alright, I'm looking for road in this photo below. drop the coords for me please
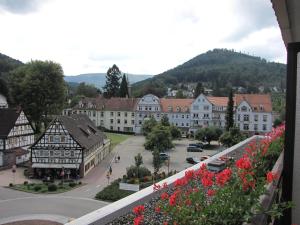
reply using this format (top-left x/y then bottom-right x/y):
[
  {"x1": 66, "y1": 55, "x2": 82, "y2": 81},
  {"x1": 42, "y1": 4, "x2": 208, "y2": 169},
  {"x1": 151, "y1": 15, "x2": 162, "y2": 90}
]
[{"x1": 0, "y1": 136, "x2": 222, "y2": 224}]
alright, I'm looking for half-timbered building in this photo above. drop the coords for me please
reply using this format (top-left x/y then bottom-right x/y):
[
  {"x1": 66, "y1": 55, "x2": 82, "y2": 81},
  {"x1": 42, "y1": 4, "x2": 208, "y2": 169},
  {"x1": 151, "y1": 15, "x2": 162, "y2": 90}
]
[
  {"x1": 31, "y1": 114, "x2": 110, "y2": 178},
  {"x1": 0, "y1": 108, "x2": 35, "y2": 168}
]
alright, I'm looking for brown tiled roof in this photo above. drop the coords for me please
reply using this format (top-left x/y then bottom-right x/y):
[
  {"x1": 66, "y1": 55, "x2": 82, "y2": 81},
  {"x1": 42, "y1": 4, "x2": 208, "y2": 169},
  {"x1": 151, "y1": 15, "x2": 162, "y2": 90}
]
[
  {"x1": 73, "y1": 96, "x2": 138, "y2": 112},
  {"x1": 73, "y1": 95, "x2": 106, "y2": 110},
  {"x1": 0, "y1": 108, "x2": 21, "y2": 138},
  {"x1": 235, "y1": 94, "x2": 272, "y2": 112},
  {"x1": 104, "y1": 98, "x2": 139, "y2": 111},
  {"x1": 160, "y1": 98, "x2": 193, "y2": 113},
  {"x1": 207, "y1": 97, "x2": 228, "y2": 106}
]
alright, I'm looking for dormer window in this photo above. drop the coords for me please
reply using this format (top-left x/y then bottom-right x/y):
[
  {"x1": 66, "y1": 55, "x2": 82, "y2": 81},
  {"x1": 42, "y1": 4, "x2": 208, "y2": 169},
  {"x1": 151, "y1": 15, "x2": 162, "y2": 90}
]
[
  {"x1": 241, "y1": 106, "x2": 247, "y2": 112},
  {"x1": 168, "y1": 106, "x2": 172, "y2": 112},
  {"x1": 260, "y1": 105, "x2": 264, "y2": 111},
  {"x1": 176, "y1": 106, "x2": 180, "y2": 112}
]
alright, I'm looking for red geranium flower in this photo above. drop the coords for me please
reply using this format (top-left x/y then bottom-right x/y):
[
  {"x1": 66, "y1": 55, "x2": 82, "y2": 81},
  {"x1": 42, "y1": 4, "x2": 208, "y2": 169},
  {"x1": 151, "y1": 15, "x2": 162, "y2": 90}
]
[{"x1": 266, "y1": 171, "x2": 278, "y2": 183}]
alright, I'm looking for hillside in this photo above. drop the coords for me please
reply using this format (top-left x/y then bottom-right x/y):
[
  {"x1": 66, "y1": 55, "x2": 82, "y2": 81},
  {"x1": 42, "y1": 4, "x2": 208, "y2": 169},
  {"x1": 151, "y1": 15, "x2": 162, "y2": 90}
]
[
  {"x1": 132, "y1": 49, "x2": 286, "y2": 97},
  {"x1": 0, "y1": 53, "x2": 23, "y2": 77},
  {"x1": 64, "y1": 73, "x2": 153, "y2": 89}
]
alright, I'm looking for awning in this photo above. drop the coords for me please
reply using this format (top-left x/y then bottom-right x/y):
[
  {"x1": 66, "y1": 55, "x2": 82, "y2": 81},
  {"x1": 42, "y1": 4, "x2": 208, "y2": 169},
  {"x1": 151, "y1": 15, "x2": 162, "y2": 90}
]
[{"x1": 32, "y1": 163, "x2": 78, "y2": 169}]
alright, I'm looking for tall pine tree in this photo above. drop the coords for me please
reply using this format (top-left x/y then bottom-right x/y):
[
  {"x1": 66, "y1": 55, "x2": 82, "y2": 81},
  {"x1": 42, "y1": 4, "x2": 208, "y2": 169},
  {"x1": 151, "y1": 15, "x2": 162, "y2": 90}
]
[
  {"x1": 194, "y1": 82, "x2": 204, "y2": 98},
  {"x1": 225, "y1": 89, "x2": 234, "y2": 131},
  {"x1": 119, "y1": 74, "x2": 129, "y2": 97},
  {"x1": 103, "y1": 64, "x2": 121, "y2": 98}
]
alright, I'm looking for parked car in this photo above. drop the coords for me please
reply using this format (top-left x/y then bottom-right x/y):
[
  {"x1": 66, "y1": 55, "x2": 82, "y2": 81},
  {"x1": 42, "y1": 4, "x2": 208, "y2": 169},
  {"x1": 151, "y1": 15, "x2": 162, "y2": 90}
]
[
  {"x1": 200, "y1": 156, "x2": 210, "y2": 161},
  {"x1": 187, "y1": 146, "x2": 203, "y2": 152},
  {"x1": 189, "y1": 143, "x2": 204, "y2": 148},
  {"x1": 186, "y1": 157, "x2": 201, "y2": 164},
  {"x1": 159, "y1": 153, "x2": 170, "y2": 160},
  {"x1": 207, "y1": 160, "x2": 226, "y2": 173}
]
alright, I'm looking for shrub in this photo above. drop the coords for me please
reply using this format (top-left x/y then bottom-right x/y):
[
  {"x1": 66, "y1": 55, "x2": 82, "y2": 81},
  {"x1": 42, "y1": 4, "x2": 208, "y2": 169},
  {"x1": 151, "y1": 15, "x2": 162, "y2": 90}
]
[
  {"x1": 34, "y1": 185, "x2": 42, "y2": 191},
  {"x1": 95, "y1": 180, "x2": 134, "y2": 201},
  {"x1": 41, "y1": 189, "x2": 47, "y2": 193},
  {"x1": 9, "y1": 183, "x2": 13, "y2": 187},
  {"x1": 48, "y1": 184, "x2": 57, "y2": 192},
  {"x1": 23, "y1": 181, "x2": 28, "y2": 185},
  {"x1": 126, "y1": 166, "x2": 152, "y2": 179},
  {"x1": 69, "y1": 182, "x2": 76, "y2": 188}
]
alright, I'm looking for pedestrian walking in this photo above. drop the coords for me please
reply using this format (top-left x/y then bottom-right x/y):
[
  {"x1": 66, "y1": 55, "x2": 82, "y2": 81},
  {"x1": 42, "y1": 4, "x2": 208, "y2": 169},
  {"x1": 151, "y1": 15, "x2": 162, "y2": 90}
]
[
  {"x1": 118, "y1": 155, "x2": 120, "y2": 162},
  {"x1": 109, "y1": 165, "x2": 112, "y2": 175}
]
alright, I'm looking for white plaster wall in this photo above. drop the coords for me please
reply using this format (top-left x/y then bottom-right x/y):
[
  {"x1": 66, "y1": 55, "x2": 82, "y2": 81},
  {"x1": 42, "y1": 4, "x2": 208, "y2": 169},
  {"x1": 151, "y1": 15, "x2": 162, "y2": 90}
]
[{"x1": 292, "y1": 52, "x2": 300, "y2": 223}]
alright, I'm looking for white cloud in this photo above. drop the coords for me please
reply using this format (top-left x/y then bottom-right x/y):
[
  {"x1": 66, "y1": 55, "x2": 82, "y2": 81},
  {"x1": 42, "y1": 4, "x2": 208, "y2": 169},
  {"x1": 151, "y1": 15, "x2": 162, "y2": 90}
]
[{"x1": 0, "y1": 0, "x2": 286, "y2": 75}]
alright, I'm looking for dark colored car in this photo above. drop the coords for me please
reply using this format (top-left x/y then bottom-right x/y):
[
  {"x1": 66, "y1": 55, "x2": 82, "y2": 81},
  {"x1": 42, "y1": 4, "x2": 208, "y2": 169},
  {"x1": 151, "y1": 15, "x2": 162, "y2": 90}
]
[
  {"x1": 159, "y1": 153, "x2": 170, "y2": 160},
  {"x1": 186, "y1": 157, "x2": 200, "y2": 164},
  {"x1": 187, "y1": 146, "x2": 203, "y2": 152},
  {"x1": 189, "y1": 143, "x2": 204, "y2": 148},
  {"x1": 207, "y1": 160, "x2": 226, "y2": 173}
]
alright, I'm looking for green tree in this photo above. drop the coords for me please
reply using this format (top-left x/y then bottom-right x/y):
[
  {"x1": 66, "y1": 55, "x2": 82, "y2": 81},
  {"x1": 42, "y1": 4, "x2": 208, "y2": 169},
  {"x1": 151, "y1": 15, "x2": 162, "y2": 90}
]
[
  {"x1": 195, "y1": 127, "x2": 223, "y2": 145},
  {"x1": 9, "y1": 60, "x2": 66, "y2": 132},
  {"x1": 225, "y1": 89, "x2": 234, "y2": 131},
  {"x1": 160, "y1": 114, "x2": 170, "y2": 127},
  {"x1": 103, "y1": 64, "x2": 121, "y2": 98},
  {"x1": 152, "y1": 148, "x2": 161, "y2": 173},
  {"x1": 134, "y1": 153, "x2": 143, "y2": 168},
  {"x1": 175, "y1": 90, "x2": 185, "y2": 98},
  {"x1": 144, "y1": 124, "x2": 174, "y2": 152},
  {"x1": 142, "y1": 117, "x2": 157, "y2": 135},
  {"x1": 219, "y1": 127, "x2": 245, "y2": 147},
  {"x1": 273, "y1": 118, "x2": 282, "y2": 128},
  {"x1": 119, "y1": 74, "x2": 129, "y2": 97},
  {"x1": 76, "y1": 82, "x2": 100, "y2": 97},
  {"x1": 170, "y1": 125, "x2": 181, "y2": 139},
  {"x1": 194, "y1": 82, "x2": 204, "y2": 98}
]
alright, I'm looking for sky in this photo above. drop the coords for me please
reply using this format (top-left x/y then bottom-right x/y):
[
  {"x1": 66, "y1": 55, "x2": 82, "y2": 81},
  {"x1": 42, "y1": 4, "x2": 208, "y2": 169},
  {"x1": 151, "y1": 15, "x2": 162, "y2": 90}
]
[{"x1": 0, "y1": 0, "x2": 286, "y2": 76}]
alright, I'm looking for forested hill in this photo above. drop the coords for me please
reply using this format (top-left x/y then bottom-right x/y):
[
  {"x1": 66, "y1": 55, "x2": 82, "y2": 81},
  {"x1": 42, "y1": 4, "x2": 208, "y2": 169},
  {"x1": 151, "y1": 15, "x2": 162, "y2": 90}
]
[
  {"x1": 0, "y1": 53, "x2": 23, "y2": 97},
  {"x1": 0, "y1": 52, "x2": 23, "y2": 77},
  {"x1": 132, "y1": 49, "x2": 286, "y2": 97}
]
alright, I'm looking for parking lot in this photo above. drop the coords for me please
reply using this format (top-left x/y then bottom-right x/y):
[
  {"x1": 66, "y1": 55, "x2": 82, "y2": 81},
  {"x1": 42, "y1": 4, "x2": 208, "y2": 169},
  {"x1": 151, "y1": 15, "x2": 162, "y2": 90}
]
[{"x1": 118, "y1": 136, "x2": 224, "y2": 174}]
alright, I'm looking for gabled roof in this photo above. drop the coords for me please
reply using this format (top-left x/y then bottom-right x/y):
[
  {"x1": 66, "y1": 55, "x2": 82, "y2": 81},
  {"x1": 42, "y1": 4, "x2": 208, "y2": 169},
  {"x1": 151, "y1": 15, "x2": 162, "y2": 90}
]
[
  {"x1": 58, "y1": 114, "x2": 107, "y2": 150},
  {"x1": 0, "y1": 108, "x2": 21, "y2": 138},
  {"x1": 160, "y1": 98, "x2": 193, "y2": 113},
  {"x1": 235, "y1": 94, "x2": 272, "y2": 112},
  {"x1": 104, "y1": 98, "x2": 139, "y2": 111},
  {"x1": 207, "y1": 97, "x2": 228, "y2": 107},
  {"x1": 73, "y1": 95, "x2": 106, "y2": 110}
]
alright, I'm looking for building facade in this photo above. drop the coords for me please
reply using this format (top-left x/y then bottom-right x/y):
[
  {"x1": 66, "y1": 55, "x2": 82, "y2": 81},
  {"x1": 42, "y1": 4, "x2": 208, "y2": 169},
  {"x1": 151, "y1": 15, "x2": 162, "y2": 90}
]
[
  {"x1": 66, "y1": 93, "x2": 273, "y2": 135},
  {"x1": 0, "y1": 108, "x2": 35, "y2": 168},
  {"x1": 160, "y1": 98, "x2": 193, "y2": 136},
  {"x1": 235, "y1": 94, "x2": 273, "y2": 133},
  {"x1": 31, "y1": 115, "x2": 110, "y2": 178},
  {"x1": 134, "y1": 94, "x2": 161, "y2": 133}
]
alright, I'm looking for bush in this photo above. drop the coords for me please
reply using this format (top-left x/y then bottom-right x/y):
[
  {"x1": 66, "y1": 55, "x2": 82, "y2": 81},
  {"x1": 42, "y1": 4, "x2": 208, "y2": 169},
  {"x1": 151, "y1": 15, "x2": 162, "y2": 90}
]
[
  {"x1": 95, "y1": 180, "x2": 134, "y2": 202},
  {"x1": 9, "y1": 183, "x2": 13, "y2": 187},
  {"x1": 34, "y1": 185, "x2": 42, "y2": 191},
  {"x1": 69, "y1": 182, "x2": 76, "y2": 188},
  {"x1": 126, "y1": 166, "x2": 151, "y2": 179},
  {"x1": 48, "y1": 184, "x2": 57, "y2": 192},
  {"x1": 23, "y1": 181, "x2": 28, "y2": 185}
]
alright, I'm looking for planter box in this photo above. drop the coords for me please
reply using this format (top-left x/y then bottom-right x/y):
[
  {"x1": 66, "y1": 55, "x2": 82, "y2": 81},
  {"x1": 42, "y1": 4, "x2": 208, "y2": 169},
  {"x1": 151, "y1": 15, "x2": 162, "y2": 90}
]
[{"x1": 119, "y1": 182, "x2": 140, "y2": 192}]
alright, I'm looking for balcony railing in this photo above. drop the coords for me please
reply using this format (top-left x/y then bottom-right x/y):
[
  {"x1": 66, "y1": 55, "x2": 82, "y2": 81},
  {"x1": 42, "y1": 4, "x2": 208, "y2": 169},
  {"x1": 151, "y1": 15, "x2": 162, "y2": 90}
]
[{"x1": 66, "y1": 136, "x2": 265, "y2": 225}]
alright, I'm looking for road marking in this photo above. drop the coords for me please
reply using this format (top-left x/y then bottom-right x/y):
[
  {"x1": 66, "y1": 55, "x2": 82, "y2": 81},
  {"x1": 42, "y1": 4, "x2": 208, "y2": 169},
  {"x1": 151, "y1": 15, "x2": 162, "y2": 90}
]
[
  {"x1": 84, "y1": 189, "x2": 90, "y2": 192},
  {"x1": 96, "y1": 184, "x2": 101, "y2": 188}
]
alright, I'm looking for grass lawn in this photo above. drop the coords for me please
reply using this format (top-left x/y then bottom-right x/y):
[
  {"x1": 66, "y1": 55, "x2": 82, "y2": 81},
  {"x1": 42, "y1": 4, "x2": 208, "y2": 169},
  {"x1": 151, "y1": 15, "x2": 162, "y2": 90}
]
[
  {"x1": 10, "y1": 181, "x2": 82, "y2": 194},
  {"x1": 105, "y1": 132, "x2": 131, "y2": 149}
]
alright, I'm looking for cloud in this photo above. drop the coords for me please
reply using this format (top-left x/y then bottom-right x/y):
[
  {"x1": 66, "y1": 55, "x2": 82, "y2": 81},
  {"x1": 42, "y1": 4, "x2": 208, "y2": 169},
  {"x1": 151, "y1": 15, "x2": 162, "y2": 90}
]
[
  {"x1": 224, "y1": 0, "x2": 277, "y2": 42},
  {"x1": 0, "y1": 0, "x2": 46, "y2": 14}
]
